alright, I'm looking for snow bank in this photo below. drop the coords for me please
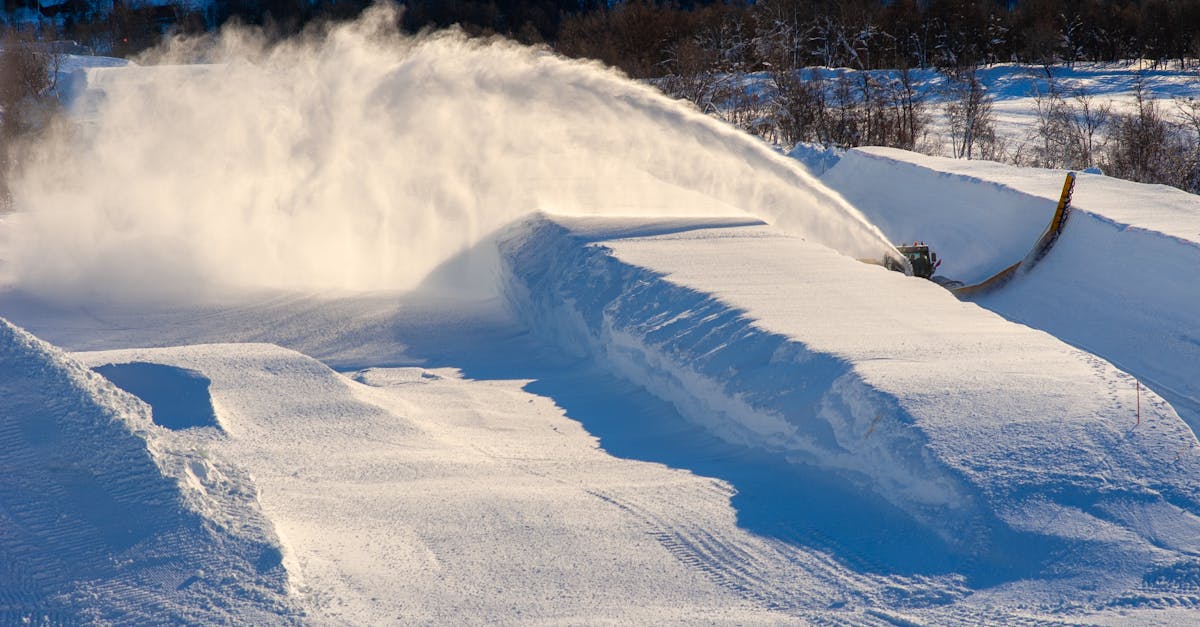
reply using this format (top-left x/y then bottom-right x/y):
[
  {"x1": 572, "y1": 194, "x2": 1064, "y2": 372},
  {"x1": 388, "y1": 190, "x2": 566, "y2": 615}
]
[
  {"x1": 786, "y1": 142, "x2": 845, "y2": 176},
  {"x1": 500, "y1": 217, "x2": 979, "y2": 539},
  {"x1": 499, "y1": 214, "x2": 1200, "y2": 604},
  {"x1": 823, "y1": 147, "x2": 1200, "y2": 431},
  {"x1": 0, "y1": 317, "x2": 295, "y2": 623},
  {"x1": 53, "y1": 55, "x2": 133, "y2": 112},
  {"x1": 823, "y1": 148, "x2": 1067, "y2": 285}
]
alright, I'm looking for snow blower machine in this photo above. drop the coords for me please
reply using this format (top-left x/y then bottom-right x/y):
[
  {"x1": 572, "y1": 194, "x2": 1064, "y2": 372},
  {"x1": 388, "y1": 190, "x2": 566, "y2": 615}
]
[{"x1": 884, "y1": 242, "x2": 940, "y2": 279}]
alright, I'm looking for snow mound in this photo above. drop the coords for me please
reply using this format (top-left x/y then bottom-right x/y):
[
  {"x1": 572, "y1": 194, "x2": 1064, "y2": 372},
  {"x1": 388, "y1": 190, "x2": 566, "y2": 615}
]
[
  {"x1": 0, "y1": 318, "x2": 296, "y2": 623},
  {"x1": 823, "y1": 147, "x2": 1200, "y2": 432},
  {"x1": 71, "y1": 343, "x2": 816, "y2": 623},
  {"x1": 72, "y1": 342, "x2": 432, "y2": 621},
  {"x1": 53, "y1": 55, "x2": 134, "y2": 113},
  {"x1": 499, "y1": 214, "x2": 1200, "y2": 606},
  {"x1": 786, "y1": 142, "x2": 845, "y2": 177}
]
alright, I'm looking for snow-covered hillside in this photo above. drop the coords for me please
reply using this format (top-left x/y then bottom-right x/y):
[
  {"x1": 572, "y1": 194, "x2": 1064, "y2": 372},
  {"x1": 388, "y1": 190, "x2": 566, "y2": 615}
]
[{"x1": 3, "y1": 24, "x2": 1200, "y2": 622}]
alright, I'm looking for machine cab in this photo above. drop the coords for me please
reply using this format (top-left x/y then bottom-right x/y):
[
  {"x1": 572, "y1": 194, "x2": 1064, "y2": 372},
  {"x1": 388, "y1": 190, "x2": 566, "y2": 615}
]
[{"x1": 895, "y1": 242, "x2": 939, "y2": 279}]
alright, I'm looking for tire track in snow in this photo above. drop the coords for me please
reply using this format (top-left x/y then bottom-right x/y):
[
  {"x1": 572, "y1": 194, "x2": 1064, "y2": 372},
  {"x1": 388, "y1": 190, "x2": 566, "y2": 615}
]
[
  {"x1": 582, "y1": 483, "x2": 1054, "y2": 626},
  {"x1": 462, "y1": 432, "x2": 850, "y2": 620},
  {"x1": 580, "y1": 483, "x2": 879, "y2": 622}
]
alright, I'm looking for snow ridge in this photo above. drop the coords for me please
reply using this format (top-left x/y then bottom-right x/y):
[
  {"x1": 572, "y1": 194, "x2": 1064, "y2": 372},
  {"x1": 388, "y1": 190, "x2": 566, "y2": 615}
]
[
  {"x1": 0, "y1": 318, "x2": 297, "y2": 623},
  {"x1": 499, "y1": 216, "x2": 985, "y2": 547},
  {"x1": 823, "y1": 148, "x2": 1058, "y2": 285},
  {"x1": 823, "y1": 147, "x2": 1200, "y2": 432},
  {"x1": 499, "y1": 214, "x2": 1200, "y2": 610}
]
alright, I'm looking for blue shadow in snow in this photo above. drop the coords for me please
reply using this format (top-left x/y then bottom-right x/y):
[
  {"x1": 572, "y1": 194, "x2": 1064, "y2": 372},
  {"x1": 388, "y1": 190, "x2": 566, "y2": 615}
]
[
  {"x1": 396, "y1": 220, "x2": 1060, "y2": 588},
  {"x1": 388, "y1": 307, "x2": 992, "y2": 585},
  {"x1": 93, "y1": 362, "x2": 219, "y2": 431},
  {"x1": 526, "y1": 365, "x2": 968, "y2": 576}
]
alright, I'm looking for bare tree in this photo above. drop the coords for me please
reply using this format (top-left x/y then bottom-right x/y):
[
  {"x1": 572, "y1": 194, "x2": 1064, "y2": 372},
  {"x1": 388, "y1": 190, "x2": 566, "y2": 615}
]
[
  {"x1": 751, "y1": 1, "x2": 805, "y2": 74},
  {"x1": 660, "y1": 13, "x2": 761, "y2": 135},
  {"x1": 1104, "y1": 77, "x2": 1166, "y2": 182},
  {"x1": 895, "y1": 66, "x2": 929, "y2": 151},
  {"x1": 1027, "y1": 78, "x2": 1087, "y2": 168},
  {"x1": 769, "y1": 68, "x2": 828, "y2": 147},
  {"x1": 828, "y1": 72, "x2": 859, "y2": 147},
  {"x1": 945, "y1": 67, "x2": 996, "y2": 159},
  {"x1": 1175, "y1": 96, "x2": 1200, "y2": 146},
  {"x1": 1072, "y1": 88, "x2": 1110, "y2": 168},
  {"x1": 0, "y1": 31, "x2": 54, "y2": 129},
  {"x1": 1102, "y1": 76, "x2": 1193, "y2": 189},
  {"x1": 1173, "y1": 96, "x2": 1200, "y2": 191}
]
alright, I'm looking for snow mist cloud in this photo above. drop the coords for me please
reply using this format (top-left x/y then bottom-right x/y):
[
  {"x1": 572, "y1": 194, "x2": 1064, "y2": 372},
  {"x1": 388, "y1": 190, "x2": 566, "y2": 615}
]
[{"x1": 8, "y1": 4, "x2": 894, "y2": 301}]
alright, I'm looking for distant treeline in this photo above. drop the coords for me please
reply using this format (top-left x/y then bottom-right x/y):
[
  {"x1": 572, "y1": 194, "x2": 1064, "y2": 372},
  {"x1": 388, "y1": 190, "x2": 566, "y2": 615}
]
[
  {"x1": 553, "y1": 0, "x2": 1200, "y2": 77},
  {"x1": 332, "y1": 0, "x2": 1200, "y2": 74},
  {"x1": 6, "y1": 0, "x2": 1200, "y2": 70}
]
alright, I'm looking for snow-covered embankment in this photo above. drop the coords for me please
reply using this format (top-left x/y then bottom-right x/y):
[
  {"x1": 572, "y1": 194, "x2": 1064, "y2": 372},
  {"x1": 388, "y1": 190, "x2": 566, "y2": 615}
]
[
  {"x1": 0, "y1": 319, "x2": 295, "y2": 622},
  {"x1": 822, "y1": 147, "x2": 1200, "y2": 432},
  {"x1": 498, "y1": 213, "x2": 1200, "y2": 602}
]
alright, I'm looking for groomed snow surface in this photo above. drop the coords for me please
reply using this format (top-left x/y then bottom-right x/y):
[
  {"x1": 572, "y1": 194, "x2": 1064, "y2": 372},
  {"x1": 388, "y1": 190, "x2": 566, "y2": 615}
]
[
  {"x1": 822, "y1": 147, "x2": 1200, "y2": 434},
  {"x1": 498, "y1": 211, "x2": 1200, "y2": 622},
  {"x1": 6, "y1": 158, "x2": 1200, "y2": 622},
  {"x1": 4, "y1": 53, "x2": 1200, "y2": 623}
]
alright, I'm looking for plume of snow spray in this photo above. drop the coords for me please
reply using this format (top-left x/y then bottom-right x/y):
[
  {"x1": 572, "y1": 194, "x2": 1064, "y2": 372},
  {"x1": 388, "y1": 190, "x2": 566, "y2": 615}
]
[{"x1": 6, "y1": 4, "x2": 894, "y2": 301}]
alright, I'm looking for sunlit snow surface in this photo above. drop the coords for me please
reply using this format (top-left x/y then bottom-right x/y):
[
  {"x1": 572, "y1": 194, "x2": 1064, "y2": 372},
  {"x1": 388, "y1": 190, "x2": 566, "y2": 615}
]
[
  {"x1": 3, "y1": 22, "x2": 1200, "y2": 623},
  {"x1": 499, "y1": 213, "x2": 1200, "y2": 618},
  {"x1": 823, "y1": 147, "x2": 1200, "y2": 433}
]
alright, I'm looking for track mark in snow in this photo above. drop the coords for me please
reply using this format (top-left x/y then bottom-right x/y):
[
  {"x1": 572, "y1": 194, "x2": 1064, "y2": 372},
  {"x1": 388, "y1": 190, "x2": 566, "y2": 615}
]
[{"x1": 582, "y1": 484, "x2": 876, "y2": 618}]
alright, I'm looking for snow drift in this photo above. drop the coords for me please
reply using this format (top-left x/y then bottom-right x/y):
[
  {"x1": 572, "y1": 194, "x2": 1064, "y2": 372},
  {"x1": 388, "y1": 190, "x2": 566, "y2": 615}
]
[
  {"x1": 823, "y1": 147, "x2": 1200, "y2": 432},
  {"x1": 0, "y1": 317, "x2": 295, "y2": 623},
  {"x1": 499, "y1": 213, "x2": 1200, "y2": 605},
  {"x1": 6, "y1": 4, "x2": 892, "y2": 301}
]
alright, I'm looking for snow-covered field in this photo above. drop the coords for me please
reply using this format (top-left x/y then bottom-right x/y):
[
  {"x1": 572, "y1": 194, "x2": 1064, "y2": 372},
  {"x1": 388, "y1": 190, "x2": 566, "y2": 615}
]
[
  {"x1": 780, "y1": 62, "x2": 1200, "y2": 162},
  {"x1": 3, "y1": 15, "x2": 1200, "y2": 623}
]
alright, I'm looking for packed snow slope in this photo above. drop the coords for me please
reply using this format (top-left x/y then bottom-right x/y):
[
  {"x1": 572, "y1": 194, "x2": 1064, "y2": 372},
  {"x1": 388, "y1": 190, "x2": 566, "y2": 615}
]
[
  {"x1": 0, "y1": 299, "x2": 945, "y2": 625},
  {"x1": 6, "y1": 212, "x2": 1200, "y2": 623},
  {"x1": 67, "y1": 340, "x2": 822, "y2": 624},
  {"x1": 498, "y1": 214, "x2": 1200, "y2": 616},
  {"x1": 0, "y1": 319, "x2": 297, "y2": 624},
  {"x1": 822, "y1": 147, "x2": 1200, "y2": 432}
]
